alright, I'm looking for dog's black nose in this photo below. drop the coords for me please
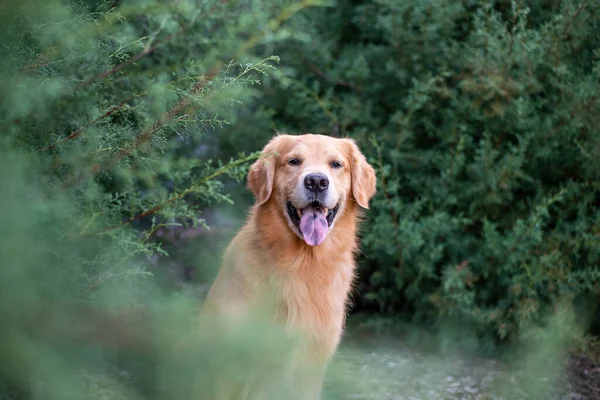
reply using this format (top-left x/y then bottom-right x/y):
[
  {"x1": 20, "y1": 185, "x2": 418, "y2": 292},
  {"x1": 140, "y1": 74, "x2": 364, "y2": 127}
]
[{"x1": 304, "y1": 173, "x2": 329, "y2": 193}]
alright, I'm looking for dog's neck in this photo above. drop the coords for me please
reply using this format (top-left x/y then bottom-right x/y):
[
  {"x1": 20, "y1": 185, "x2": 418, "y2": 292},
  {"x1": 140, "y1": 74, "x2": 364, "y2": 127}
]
[{"x1": 249, "y1": 198, "x2": 360, "y2": 269}]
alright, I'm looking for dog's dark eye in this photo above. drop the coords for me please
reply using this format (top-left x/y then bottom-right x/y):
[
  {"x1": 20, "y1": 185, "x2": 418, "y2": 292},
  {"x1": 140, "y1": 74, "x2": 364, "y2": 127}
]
[
  {"x1": 288, "y1": 158, "x2": 301, "y2": 166},
  {"x1": 331, "y1": 161, "x2": 343, "y2": 169}
]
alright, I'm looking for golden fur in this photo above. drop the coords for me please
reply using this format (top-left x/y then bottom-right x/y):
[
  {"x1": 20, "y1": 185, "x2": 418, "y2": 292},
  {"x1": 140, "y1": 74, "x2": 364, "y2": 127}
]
[{"x1": 202, "y1": 133, "x2": 376, "y2": 399}]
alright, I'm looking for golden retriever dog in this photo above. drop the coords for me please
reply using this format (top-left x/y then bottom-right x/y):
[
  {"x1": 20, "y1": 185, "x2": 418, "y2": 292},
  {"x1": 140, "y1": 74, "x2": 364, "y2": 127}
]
[{"x1": 202, "y1": 133, "x2": 376, "y2": 399}]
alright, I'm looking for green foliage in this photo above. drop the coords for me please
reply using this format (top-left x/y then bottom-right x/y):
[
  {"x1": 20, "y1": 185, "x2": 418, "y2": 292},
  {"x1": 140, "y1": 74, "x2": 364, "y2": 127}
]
[
  {"x1": 251, "y1": 0, "x2": 600, "y2": 341},
  {"x1": 1, "y1": 0, "x2": 599, "y2": 398},
  {"x1": 0, "y1": 0, "x2": 333, "y2": 398}
]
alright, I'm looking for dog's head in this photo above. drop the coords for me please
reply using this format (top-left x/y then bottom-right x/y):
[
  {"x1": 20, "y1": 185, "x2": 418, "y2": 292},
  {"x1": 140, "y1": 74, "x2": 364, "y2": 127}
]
[{"x1": 248, "y1": 134, "x2": 376, "y2": 246}]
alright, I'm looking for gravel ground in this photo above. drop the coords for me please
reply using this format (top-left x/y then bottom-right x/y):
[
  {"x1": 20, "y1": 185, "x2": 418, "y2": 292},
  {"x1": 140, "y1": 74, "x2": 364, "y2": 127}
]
[{"x1": 323, "y1": 337, "x2": 589, "y2": 400}]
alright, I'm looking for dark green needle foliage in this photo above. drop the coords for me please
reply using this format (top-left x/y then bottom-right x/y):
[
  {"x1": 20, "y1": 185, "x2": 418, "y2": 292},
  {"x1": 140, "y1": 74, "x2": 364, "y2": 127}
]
[{"x1": 250, "y1": 0, "x2": 600, "y2": 344}]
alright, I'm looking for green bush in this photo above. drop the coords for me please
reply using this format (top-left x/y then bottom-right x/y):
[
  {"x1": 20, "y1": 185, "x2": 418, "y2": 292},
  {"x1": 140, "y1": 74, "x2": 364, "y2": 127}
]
[
  {"x1": 251, "y1": 0, "x2": 600, "y2": 340},
  {"x1": 0, "y1": 0, "x2": 329, "y2": 398},
  {"x1": 1, "y1": 0, "x2": 598, "y2": 397}
]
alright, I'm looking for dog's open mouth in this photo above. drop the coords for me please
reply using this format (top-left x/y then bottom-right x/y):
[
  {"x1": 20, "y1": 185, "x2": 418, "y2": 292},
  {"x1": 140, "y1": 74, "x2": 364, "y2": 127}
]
[{"x1": 286, "y1": 201, "x2": 339, "y2": 246}]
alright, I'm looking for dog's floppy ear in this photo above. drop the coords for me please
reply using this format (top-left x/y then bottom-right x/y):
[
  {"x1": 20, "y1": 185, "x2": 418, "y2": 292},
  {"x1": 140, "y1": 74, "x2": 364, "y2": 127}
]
[
  {"x1": 248, "y1": 136, "x2": 288, "y2": 206},
  {"x1": 346, "y1": 139, "x2": 376, "y2": 209}
]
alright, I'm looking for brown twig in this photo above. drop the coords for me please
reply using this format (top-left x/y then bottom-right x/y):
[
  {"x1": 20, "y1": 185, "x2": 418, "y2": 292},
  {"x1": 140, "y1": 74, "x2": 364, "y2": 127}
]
[
  {"x1": 79, "y1": 31, "x2": 179, "y2": 88},
  {"x1": 80, "y1": 153, "x2": 258, "y2": 237},
  {"x1": 37, "y1": 94, "x2": 140, "y2": 152},
  {"x1": 61, "y1": 65, "x2": 221, "y2": 190},
  {"x1": 9, "y1": 35, "x2": 180, "y2": 130},
  {"x1": 19, "y1": 60, "x2": 58, "y2": 72},
  {"x1": 116, "y1": 68, "x2": 220, "y2": 161}
]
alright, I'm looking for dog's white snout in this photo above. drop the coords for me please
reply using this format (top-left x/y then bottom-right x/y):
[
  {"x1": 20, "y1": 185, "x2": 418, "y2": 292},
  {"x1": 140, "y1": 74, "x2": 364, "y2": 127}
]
[{"x1": 293, "y1": 170, "x2": 338, "y2": 209}]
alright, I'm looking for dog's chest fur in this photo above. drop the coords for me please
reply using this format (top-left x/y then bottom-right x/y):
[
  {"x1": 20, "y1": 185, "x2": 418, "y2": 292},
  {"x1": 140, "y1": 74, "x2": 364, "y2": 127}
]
[{"x1": 268, "y1": 249, "x2": 355, "y2": 361}]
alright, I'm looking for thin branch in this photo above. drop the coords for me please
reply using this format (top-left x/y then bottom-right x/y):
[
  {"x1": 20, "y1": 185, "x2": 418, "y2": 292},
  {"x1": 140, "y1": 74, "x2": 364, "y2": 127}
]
[
  {"x1": 19, "y1": 59, "x2": 63, "y2": 72},
  {"x1": 79, "y1": 31, "x2": 179, "y2": 88},
  {"x1": 60, "y1": 68, "x2": 220, "y2": 189},
  {"x1": 81, "y1": 0, "x2": 231, "y2": 89},
  {"x1": 37, "y1": 94, "x2": 141, "y2": 152},
  {"x1": 116, "y1": 68, "x2": 220, "y2": 161},
  {"x1": 81, "y1": 153, "x2": 258, "y2": 237}
]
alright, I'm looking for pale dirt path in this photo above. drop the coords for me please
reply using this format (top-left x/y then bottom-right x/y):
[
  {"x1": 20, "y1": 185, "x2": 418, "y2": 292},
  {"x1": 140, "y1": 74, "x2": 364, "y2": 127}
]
[{"x1": 323, "y1": 337, "x2": 583, "y2": 400}]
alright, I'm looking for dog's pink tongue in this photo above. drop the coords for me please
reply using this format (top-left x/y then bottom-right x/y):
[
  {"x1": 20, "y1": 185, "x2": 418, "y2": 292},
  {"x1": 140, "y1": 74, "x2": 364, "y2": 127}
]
[{"x1": 299, "y1": 205, "x2": 328, "y2": 246}]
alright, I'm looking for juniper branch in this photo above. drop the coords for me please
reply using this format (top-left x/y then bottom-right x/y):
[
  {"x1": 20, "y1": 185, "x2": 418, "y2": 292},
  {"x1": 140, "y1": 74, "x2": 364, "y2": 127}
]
[{"x1": 82, "y1": 153, "x2": 259, "y2": 237}]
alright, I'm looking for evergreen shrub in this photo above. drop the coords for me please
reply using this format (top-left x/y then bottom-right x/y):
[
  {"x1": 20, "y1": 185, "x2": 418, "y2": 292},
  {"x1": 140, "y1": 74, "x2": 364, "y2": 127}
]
[
  {"x1": 250, "y1": 0, "x2": 600, "y2": 340},
  {"x1": 0, "y1": 0, "x2": 327, "y2": 398}
]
